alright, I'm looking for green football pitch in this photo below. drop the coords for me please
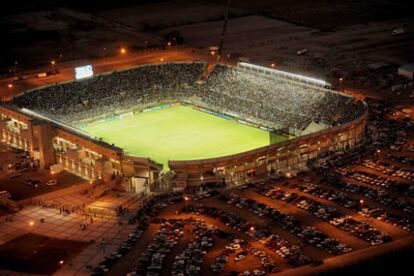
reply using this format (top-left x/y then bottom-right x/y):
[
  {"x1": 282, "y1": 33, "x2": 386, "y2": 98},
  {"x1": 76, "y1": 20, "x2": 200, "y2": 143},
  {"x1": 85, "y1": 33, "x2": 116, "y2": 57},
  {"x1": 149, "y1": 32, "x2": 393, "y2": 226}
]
[{"x1": 81, "y1": 105, "x2": 287, "y2": 168}]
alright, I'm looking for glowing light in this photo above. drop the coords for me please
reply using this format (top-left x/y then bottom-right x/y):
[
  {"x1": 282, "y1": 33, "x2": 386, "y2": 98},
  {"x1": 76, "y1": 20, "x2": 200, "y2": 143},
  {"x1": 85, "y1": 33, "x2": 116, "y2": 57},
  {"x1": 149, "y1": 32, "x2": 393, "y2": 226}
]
[
  {"x1": 59, "y1": 260, "x2": 64, "y2": 265},
  {"x1": 120, "y1": 48, "x2": 126, "y2": 54},
  {"x1": 8, "y1": 83, "x2": 13, "y2": 88},
  {"x1": 238, "y1": 62, "x2": 329, "y2": 87},
  {"x1": 29, "y1": 221, "x2": 34, "y2": 226},
  {"x1": 75, "y1": 65, "x2": 94, "y2": 80}
]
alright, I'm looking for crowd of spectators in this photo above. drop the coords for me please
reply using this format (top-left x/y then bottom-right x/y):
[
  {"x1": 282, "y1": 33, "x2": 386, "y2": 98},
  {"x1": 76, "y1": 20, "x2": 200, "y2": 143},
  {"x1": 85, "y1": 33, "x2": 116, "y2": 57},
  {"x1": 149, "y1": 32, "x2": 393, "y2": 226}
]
[
  {"x1": 11, "y1": 63, "x2": 366, "y2": 133},
  {"x1": 200, "y1": 65, "x2": 366, "y2": 131},
  {"x1": 12, "y1": 62, "x2": 206, "y2": 124}
]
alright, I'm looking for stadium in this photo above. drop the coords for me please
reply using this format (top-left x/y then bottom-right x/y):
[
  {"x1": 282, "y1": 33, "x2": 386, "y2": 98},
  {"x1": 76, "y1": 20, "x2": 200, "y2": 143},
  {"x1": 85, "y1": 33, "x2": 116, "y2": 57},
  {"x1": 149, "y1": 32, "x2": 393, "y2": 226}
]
[{"x1": 1, "y1": 61, "x2": 367, "y2": 190}]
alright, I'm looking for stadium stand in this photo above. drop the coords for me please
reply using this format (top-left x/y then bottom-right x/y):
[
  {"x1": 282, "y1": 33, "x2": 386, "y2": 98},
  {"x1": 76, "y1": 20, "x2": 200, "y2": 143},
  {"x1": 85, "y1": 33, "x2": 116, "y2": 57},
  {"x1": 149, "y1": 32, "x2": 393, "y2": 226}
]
[{"x1": 10, "y1": 62, "x2": 366, "y2": 135}]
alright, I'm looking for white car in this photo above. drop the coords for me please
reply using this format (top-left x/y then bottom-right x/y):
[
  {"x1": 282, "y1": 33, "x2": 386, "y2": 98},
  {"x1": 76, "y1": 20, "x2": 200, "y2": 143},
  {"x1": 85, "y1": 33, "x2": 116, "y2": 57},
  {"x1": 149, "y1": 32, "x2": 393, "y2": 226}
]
[{"x1": 46, "y1": 180, "x2": 58, "y2": 186}]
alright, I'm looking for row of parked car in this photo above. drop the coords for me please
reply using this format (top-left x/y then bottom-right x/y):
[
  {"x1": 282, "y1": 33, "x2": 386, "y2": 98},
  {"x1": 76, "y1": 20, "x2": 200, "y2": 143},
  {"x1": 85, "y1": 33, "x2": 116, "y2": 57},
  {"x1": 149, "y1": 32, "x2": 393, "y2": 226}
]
[
  {"x1": 25, "y1": 179, "x2": 58, "y2": 187},
  {"x1": 360, "y1": 160, "x2": 414, "y2": 196},
  {"x1": 92, "y1": 193, "x2": 185, "y2": 275},
  {"x1": 181, "y1": 205, "x2": 268, "y2": 240},
  {"x1": 260, "y1": 234, "x2": 313, "y2": 267},
  {"x1": 187, "y1": 190, "x2": 219, "y2": 201},
  {"x1": 337, "y1": 164, "x2": 414, "y2": 198},
  {"x1": 362, "y1": 159, "x2": 414, "y2": 181},
  {"x1": 238, "y1": 240, "x2": 279, "y2": 273},
  {"x1": 211, "y1": 238, "x2": 278, "y2": 275},
  {"x1": 218, "y1": 193, "x2": 351, "y2": 255},
  {"x1": 172, "y1": 219, "x2": 215, "y2": 276},
  {"x1": 321, "y1": 177, "x2": 414, "y2": 231},
  {"x1": 385, "y1": 154, "x2": 414, "y2": 166},
  {"x1": 258, "y1": 184, "x2": 392, "y2": 246},
  {"x1": 128, "y1": 192, "x2": 184, "y2": 224},
  {"x1": 92, "y1": 228, "x2": 145, "y2": 275},
  {"x1": 132, "y1": 220, "x2": 185, "y2": 276}
]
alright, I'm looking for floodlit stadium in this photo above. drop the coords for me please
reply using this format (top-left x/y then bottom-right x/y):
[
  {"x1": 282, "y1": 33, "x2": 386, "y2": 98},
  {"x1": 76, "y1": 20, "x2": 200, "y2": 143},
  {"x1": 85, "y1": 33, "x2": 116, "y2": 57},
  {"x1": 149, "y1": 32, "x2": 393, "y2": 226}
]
[
  {"x1": 4, "y1": 61, "x2": 367, "y2": 185},
  {"x1": 80, "y1": 104, "x2": 285, "y2": 167}
]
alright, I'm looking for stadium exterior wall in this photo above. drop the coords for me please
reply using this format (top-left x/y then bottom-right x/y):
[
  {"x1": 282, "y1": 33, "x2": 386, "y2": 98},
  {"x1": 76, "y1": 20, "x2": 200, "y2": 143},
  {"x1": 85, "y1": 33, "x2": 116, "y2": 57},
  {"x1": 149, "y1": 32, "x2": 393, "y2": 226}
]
[
  {"x1": 0, "y1": 101, "x2": 367, "y2": 190},
  {"x1": 169, "y1": 104, "x2": 368, "y2": 187},
  {"x1": 0, "y1": 105, "x2": 161, "y2": 189}
]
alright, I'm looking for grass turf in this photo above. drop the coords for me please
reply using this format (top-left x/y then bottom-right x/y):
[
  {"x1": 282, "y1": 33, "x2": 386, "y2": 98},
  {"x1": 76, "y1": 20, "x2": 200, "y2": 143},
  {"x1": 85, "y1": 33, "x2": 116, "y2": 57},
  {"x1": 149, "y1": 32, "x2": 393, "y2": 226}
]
[{"x1": 81, "y1": 105, "x2": 286, "y2": 167}]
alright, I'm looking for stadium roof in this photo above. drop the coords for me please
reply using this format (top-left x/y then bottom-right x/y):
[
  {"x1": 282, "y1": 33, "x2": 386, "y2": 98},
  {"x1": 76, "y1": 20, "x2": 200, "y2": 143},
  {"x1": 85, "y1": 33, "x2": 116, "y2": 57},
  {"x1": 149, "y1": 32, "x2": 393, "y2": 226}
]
[{"x1": 238, "y1": 62, "x2": 330, "y2": 87}]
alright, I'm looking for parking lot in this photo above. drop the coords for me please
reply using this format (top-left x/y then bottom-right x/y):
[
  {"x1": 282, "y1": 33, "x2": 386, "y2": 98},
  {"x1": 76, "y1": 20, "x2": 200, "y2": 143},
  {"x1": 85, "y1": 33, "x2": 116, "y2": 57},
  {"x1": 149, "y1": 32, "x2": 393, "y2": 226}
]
[
  {"x1": 92, "y1": 163, "x2": 413, "y2": 276},
  {"x1": 0, "y1": 146, "x2": 86, "y2": 201}
]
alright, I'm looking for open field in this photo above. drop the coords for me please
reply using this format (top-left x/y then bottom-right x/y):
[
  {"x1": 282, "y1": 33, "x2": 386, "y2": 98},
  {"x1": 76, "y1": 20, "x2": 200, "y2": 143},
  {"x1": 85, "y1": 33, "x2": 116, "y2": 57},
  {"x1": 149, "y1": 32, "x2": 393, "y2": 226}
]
[
  {"x1": 96, "y1": 0, "x2": 244, "y2": 32},
  {"x1": 206, "y1": 0, "x2": 412, "y2": 30},
  {"x1": 158, "y1": 15, "x2": 414, "y2": 72},
  {"x1": 81, "y1": 105, "x2": 285, "y2": 167}
]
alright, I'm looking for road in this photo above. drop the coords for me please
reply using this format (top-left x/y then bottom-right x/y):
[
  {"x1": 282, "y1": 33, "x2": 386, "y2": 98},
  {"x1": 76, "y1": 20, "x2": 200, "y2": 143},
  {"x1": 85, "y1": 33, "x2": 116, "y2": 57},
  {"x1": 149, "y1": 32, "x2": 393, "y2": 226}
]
[{"x1": 0, "y1": 48, "x2": 213, "y2": 101}]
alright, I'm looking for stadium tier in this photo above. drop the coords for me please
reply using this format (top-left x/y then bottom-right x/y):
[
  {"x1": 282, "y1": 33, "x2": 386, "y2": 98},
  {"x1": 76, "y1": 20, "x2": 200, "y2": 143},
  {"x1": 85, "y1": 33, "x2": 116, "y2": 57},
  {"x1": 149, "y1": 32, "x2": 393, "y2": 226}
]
[{"x1": 1, "y1": 62, "x2": 368, "y2": 189}]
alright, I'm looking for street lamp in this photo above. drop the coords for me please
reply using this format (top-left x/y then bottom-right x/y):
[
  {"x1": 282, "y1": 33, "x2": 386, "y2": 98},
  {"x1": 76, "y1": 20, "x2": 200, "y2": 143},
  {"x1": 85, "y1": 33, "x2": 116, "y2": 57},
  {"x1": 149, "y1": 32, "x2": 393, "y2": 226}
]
[
  {"x1": 359, "y1": 199, "x2": 364, "y2": 209},
  {"x1": 271, "y1": 63, "x2": 276, "y2": 68},
  {"x1": 184, "y1": 195, "x2": 190, "y2": 208},
  {"x1": 120, "y1": 48, "x2": 126, "y2": 55},
  {"x1": 339, "y1": 77, "x2": 343, "y2": 91},
  {"x1": 51, "y1": 60, "x2": 55, "y2": 72},
  {"x1": 7, "y1": 83, "x2": 13, "y2": 89}
]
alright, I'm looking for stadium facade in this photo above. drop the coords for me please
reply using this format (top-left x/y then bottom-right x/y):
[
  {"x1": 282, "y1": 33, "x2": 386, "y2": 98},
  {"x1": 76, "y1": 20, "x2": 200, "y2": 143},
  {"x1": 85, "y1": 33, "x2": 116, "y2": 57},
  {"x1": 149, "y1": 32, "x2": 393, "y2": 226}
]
[
  {"x1": 0, "y1": 105, "x2": 161, "y2": 192},
  {"x1": 0, "y1": 62, "x2": 368, "y2": 191}
]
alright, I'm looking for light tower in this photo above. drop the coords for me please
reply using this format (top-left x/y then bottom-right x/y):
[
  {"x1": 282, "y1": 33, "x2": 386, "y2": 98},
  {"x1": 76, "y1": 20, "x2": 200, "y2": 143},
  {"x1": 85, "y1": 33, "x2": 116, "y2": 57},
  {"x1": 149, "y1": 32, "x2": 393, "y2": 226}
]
[{"x1": 218, "y1": 0, "x2": 232, "y2": 61}]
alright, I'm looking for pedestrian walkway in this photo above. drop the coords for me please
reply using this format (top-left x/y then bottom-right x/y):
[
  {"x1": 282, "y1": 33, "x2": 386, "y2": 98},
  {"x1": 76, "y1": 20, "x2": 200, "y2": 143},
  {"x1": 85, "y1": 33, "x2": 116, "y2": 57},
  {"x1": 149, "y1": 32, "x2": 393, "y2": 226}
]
[{"x1": 0, "y1": 194, "x2": 144, "y2": 275}]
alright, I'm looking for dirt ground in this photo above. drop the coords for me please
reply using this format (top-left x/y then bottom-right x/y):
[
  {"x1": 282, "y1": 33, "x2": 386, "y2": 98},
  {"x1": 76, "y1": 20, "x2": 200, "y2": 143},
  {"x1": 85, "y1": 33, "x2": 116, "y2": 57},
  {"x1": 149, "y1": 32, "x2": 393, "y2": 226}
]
[
  {"x1": 0, "y1": 233, "x2": 88, "y2": 274},
  {"x1": 206, "y1": 0, "x2": 412, "y2": 30}
]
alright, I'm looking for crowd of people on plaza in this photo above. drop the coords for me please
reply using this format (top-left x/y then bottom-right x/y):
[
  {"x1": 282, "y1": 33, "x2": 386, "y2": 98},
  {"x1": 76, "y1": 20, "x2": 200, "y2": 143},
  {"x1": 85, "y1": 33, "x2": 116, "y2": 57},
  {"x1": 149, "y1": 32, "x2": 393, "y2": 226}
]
[{"x1": 10, "y1": 62, "x2": 366, "y2": 133}]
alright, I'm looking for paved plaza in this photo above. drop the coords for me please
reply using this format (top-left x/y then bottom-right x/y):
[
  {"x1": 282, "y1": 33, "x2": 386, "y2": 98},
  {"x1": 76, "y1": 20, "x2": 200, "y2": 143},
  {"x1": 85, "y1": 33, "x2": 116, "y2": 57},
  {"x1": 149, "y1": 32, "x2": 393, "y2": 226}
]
[{"x1": 0, "y1": 194, "x2": 143, "y2": 275}]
